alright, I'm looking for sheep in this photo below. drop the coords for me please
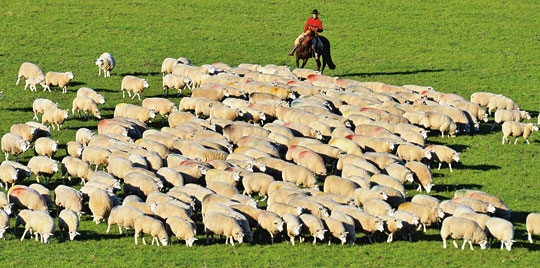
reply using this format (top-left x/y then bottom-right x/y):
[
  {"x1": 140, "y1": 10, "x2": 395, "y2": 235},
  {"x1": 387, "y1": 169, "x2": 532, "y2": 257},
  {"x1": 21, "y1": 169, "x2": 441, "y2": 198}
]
[
  {"x1": 470, "y1": 91, "x2": 497, "y2": 107},
  {"x1": 0, "y1": 209, "x2": 8, "y2": 239},
  {"x1": 28, "y1": 183, "x2": 53, "y2": 211},
  {"x1": 22, "y1": 75, "x2": 42, "y2": 90},
  {"x1": 257, "y1": 210, "x2": 285, "y2": 244},
  {"x1": 405, "y1": 161, "x2": 434, "y2": 193},
  {"x1": 10, "y1": 123, "x2": 37, "y2": 143},
  {"x1": 222, "y1": 123, "x2": 270, "y2": 144},
  {"x1": 501, "y1": 121, "x2": 538, "y2": 144},
  {"x1": 486, "y1": 95, "x2": 519, "y2": 115},
  {"x1": 492, "y1": 109, "x2": 530, "y2": 130},
  {"x1": 341, "y1": 164, "x2": 373, "y2": 181},
  {"x1": 288, "y1": 197, "x2": 329, "y2": 218},
  {"x1": 19, "y1": 210, "x2": 56, "y2": 243},
  {"x1": 114, "y1": 104, "x2": 155, "y2": 125},
  {"x1": 81, "y1": 146, "x2": 111, "y2": 171},
  {"x1": 142, "y1": 97, "x2": 178, "y2": 120},
  {"x1": 411, "y1": 194, "x2": 440, "y2": 209},
  {"x1": 483, "y1": 217, "x2": 514, "y2": 251},
  {"x1": 0, "y1": 164, "x2": 19, "y2": 191},
  {"x1": 298, "y1": 214, "x2": 327, "y2": 244},
  {"x1": 281, "y1": 213, "x2": 303, "y2": 245},
  {"x1": 66, "y1": 141, "x2": 83, "y2": 158},
  {"x1": 88, "y1": 188, "x2": 114, "y2": 224},
  {"x1": 77, "y1": 87, "x2": 106, "y2": 105},
  {"x1": 396, "y1": 143, "x2": 432, "y2": 162},
  {"x1": 72, "y1": 96, "x2": 102, "y2": 120},
  {"x1": 282, "y1": 165, "x2": 318, "y2": 189},
  {"x1": 454, "y1": 189, "x2": 511, "y2": 219},
  {"x1": 1, "y1": 160, "x2": 31, "y2": 184},
  {"x1": 27, "y1": 156, "x2": 58, "y2": 184},
  {"x1": 353, "y1": 188, "x2": 388, "y2": 207},
  {"x1": 1, "y1": 132, "x2": 30, "y2": 161},
  {"x1": 34, "y1": 137, "x2": 58, "y2": 158},
  {"x1": 54, "y1": 185, "x2": 84, "y2": 216},
  {"x1": 74, "y1": 128, "x2": 93, "y2": 147},
  {"x1": 340, "y1": 207, "x2": 385, "y2": 243},
  {"x1": 161, "y1": 58, "x2": 180, "y2": 75},
  {"x1": 134, "y1": 215, "x2": 169, "y2": 246},
  {"x1": 421, "y1": 111, "x2": 458, "y2": 137},
  {"x1": 16, "y1": 62, "x2": 46, "y2": 88},
  {"x1": 323, "y1": 175, "x2": 358, "y2": 198},
  {"x1": 451, "y1": 197, "x2": 496, "y2": 215},
  {"x1": 32, "y1": 98, "x2": 58, "y2": 121},
  {"x1": 320, "y1": 216, "x2": 348, "y2": 245},
  {"x1": 424, "y1": 144, "x2": 460, "y2": 172},
  {"x1": 95, "y1": 52, "x2": 115, "y2": 78},
  {"x1": 377, "y1": 215, "x2": 404, "y2": 243},
  {"x1": 123, "y1": 172, "x2": 161, "y2": 199},
  {"x1": 166, "y1": 216, "x2": 197, "y2": 246},
  {"x1": 58, "y1": 209, "x2": 80, "y2": 241},
  {"x1": 382, "y1": 163, "x2": 414, "y2": 184},
  {"x1": 440, "y1": 216, "x2": 488, "y2": 250},
  {"x1": 42, "y1": 107, "x2": 69, "y2": 130},
  {"x1": 240, "y1": 172, "x2": 274, "y2": 199},
  {"x1": 44, "y1": 71, "x2": 74, "y2": 94},
  {"x1": 267, "y1": 202, "x2": 304, "y2": 218},
  {"x1": 393, "y1": 210, "x2": 420, "y2": 242},
  {"x1": 398, "y1": 202, "x2": 444, "y2": 232},
  {"x1": 121, "y1": 75, "x2": 149, "y2": 100},
  {"x1": 106, "y1": 205, "x2": 145, "y2": 235},
  {"x1": 362, "y1": 198, "x2": 394, "y2": 217},
  {"x1": 526, "y1": 213, "x2": 540, "y2": 243},
  {"x1": 203, "y1": 212, "x2": 245, "y2": 246},
  {"x1": 162, "y1": 74, "x2": 192, "y2": 96}
]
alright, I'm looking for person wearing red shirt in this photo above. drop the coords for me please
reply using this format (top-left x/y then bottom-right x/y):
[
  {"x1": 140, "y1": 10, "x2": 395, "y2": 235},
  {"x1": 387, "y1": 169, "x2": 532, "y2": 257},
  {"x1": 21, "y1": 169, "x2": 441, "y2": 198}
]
[{"x1": 288, "y1": 9, "x2": 324, "y2": 58}]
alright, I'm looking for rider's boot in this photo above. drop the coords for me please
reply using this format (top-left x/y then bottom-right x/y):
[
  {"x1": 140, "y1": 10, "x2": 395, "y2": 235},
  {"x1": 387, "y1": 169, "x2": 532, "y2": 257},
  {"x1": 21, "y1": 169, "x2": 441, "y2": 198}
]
[{"x1": 288, "y1": 46, "x2": 296, "y2": 56}]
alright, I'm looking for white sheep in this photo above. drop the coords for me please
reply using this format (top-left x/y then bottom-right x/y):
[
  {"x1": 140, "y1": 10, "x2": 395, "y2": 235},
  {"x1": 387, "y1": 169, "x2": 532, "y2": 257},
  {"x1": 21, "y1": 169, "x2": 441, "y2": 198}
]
[
  {"x1": 377, "y1": 215, "x2": 404, "y2": 243},
  {"x1": 203, "y1": 212, "x2": 245, "y2": 246},
  {"x1": 161, "y1": 58, "x2": 180, "y2": 75},
  {"x1": 142, "y1": 97, "x2": 178, "y2": 120},
  {"x1": 0, "y1": 209, "x2": 9, "y2": 239},
  {"x1": 134, "y1": 215, "x2": 169, "y2": 246},
  {"x1": 75, "y1": 128, "x2": 94, "y2": 147},
  {"x1": 454, "y1": 189, "x2": 511, "y2": 219},
  {"x1": 526, "y1": 213, "x2": 540, "y2": 243},
  {"x1": 298, "y1": 214, "x2": 327, "y2": 244},
  {"x1": 34, "y1": 137, "x2": 58, "y2": 158},
  {"x1": 25, "y1": 121, "x2": 51, "y2": 139},
  {"x1": 54, "y1": 185, "x2": 84, "y2": 216},
  {"x1": 28, "y1": 183, "x2": 54, "y2": 211},
  {"x1": 501, "y1": 121, "x2": 538, "y2": 144},
  {"x1": 451, "y1": 196, "x2": 496, "y2": 214},
  {"x1": 0, "y1": 164, "x2": 18, "y2": 191},
  {"x1": 163, "y1": 74, "x2": 192, "y2": 96},
  {"x1": 405, "y1": 161, "x2": 434, "y2": 193},
  {"x1": 42, "y1": 107, "x2": 69, "y2": 130},
  {"x1": 353, "y1": 188, "x2": 388, "y2": 207},
  {"x1": 107, "y1": 205, "x2": 145, "y2": 235},
  {"x1": 440, "y1": 216, "x2": 488, "y2": 250},
  {"x1": 66, "y1": 141, "x2": 83, "y2": 158},
  {"x1": 16, "y1": 62, "x2": 46, "y2": 89},
  {"x1": 398, "y1": 202, "x2": 444, "y2": 232},
  {"x1": 410, "y1": 194, "x2": 440, "y2": 209},
  {"x1": 257, "y1": 210, "x2": 285, "y2": 244},
  {"x1": 396, "y1": 143, "x2": 432, "y2": 162},
  {"x1": 95, "y1": 52, "x2": 115, "y2": 78},
  {"x1": 114, "y1": 103, "x2": 155, "y2": 123},
  {"x1": 88, "y1": 188, "x2": 114, "y2": 224},
  {"x1": 121, "y1": 75, "x2": 149, "y2": 100},
  {"x1": 282, "y1": 165, "x2": 318, "y2": 189},
  {"x1": 32, "y1": 98, "x2": 58, "y2": 121},
  {"x1": 44, "y1": 71, "x2": 74, "y2": 94},
  {"x1": 486, "y1": 94, "x2": 519, "y2": 115},
  {"x1": 1, "y1": 161, "x2": 31, "y2": 185},
  {"x1": 484, "y1": 217, "x2": 514, "y2": 250},
  {"x1": 241, "y1": 172, "x2": 275, "y2": 199},
  {"x1": 166, "y1": 216, "x2": 197, "y2": 246},
  {"x1": 10, "y1": 123, "x2": 37, "y2": 143},
  {"x1": 19, "y1": 210, "x2": 56, "y2": 243},
  {"x1": 323, "y1": 175, "x2": 358, "y2": 199},
  {"x1": 421, "y1": 111, "x2": 458, "y2": 137},
  {"x1": 123, "y1": 172, "x2": 161, "y2": 199},
  {"x1": 321, "y1": 216, "x2": 348, "y2": 245},
  {"x1": 77, "y1": 87, "x2": 106, "y2": 104},
  {"x1": 27, "y1": 155, "x2": 59, "y2": 184},
  {"x1": 58, "y1": 209, "x2": 80, "y2": 241},
  {"x1": 492, "y1": 109, "x2": 530, "y2": 130},
  {"x1": 362, "y1": 198, "x2": 394, "y2": 217},
  {"x1": 425, "y1": 144, "x2": 460, "y2": 172},
  {"x1": 470, "y1": 91, "x2": 497, "y2": 107},
  {"x1": 393, "y1": 210, "x2": 420, "y2": 242},
  {"x1": 382, "y1": 163, "x2": 414, "y2": 184},
  {"x1": 282, "y1": 213, "x2": 303, "y2": 245},
  {"x1": 81, "y1": 146, "x2": 111, "y2": 171},
  {"x1": 72, "y1": 96, "x2": 102, "y2": 120},
  {"x1": 1, "y1": 132, "x2": 30, "y2": 161}
]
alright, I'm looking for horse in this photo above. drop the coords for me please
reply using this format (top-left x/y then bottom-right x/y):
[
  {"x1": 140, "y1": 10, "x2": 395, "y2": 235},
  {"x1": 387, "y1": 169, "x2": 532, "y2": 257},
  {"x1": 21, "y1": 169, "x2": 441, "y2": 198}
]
[{"x1": 295, "y1": 30, "x2": 336, "y2": 73}]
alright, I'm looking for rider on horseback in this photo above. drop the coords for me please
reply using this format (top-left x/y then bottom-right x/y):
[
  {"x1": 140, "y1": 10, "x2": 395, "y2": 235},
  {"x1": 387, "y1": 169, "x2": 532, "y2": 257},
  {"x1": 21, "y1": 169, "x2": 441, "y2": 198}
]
[{"x1": 288, "y1": 9, "x2": 324, "y2": 59}]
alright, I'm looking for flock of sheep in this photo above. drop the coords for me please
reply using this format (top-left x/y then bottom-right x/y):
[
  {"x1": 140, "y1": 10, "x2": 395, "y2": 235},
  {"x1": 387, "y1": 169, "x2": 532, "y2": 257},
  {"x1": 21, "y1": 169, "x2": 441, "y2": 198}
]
[{"x1": 1, "y1": 53, "x2": 539, "y2": 250}]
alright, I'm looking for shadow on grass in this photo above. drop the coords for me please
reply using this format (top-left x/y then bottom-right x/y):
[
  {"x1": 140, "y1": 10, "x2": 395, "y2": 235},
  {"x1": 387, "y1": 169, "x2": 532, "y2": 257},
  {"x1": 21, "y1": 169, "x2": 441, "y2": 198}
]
[
  {"x1": 432, "y1": 184, "x2": 484, "y2": 193},
  {"x1": 340, "y1": 69, "x2": 447, "y2": 78},
  {"x1": 119, "y1": 71, "x2": 161, "y2": 77}
]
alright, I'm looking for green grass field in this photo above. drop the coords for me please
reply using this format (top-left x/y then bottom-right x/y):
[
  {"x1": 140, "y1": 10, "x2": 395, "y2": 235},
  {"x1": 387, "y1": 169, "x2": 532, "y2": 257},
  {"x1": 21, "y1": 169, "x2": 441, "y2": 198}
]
[{"x1": 1, "y1": 1, "x2": 540, "y2": 266}]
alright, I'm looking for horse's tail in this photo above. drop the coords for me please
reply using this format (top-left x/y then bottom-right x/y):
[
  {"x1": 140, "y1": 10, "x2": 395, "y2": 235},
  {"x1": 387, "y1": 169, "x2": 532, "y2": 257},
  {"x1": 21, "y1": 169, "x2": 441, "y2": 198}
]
[{"x1": 321, "y1": 36, "x2": 336, "y2": 70}]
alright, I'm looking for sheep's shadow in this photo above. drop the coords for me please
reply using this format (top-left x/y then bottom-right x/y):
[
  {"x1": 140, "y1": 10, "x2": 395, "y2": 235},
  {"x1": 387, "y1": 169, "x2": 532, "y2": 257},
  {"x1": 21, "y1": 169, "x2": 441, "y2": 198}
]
[
  {"x1": 339, "y1": 68, "x2": 446, "y2": 78},
  {"x1": 119, "y1": 71, "x2": 161, "y2": 77},
  {"x1": 431, "y1": 184, "x2": 484, "y2": 193}
]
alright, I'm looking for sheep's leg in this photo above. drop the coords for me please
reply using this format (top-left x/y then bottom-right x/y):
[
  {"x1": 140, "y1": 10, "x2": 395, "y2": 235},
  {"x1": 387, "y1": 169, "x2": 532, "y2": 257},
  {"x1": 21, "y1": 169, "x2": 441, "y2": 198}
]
[
  {"x1": 387, "y1": 233, "x2": 393, "y2": 243},
  {"x1": 134, "y1": 232, "x2": 139, "y2": 245},
  {"x1": 528, "y1": 233, "x2": 533, "y2": 243},
  {"x1": 21, "y1": 228, "x2": 29, "y2": 241},
  {"x1": 514, "y1": 137, "x2": 519, "y2": 144},
  {"x1": 448, "y1": 163, "x2": 453, "y2": 172},
  {"x1": 438, "y1": 163, "x2": 442, "y2": 170}
]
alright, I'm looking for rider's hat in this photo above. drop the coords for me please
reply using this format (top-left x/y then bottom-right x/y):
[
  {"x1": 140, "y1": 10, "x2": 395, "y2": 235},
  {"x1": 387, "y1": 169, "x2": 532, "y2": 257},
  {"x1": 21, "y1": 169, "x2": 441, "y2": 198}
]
[{"x1": 312, "y1": 9, "x2": 319, "y2": 15}]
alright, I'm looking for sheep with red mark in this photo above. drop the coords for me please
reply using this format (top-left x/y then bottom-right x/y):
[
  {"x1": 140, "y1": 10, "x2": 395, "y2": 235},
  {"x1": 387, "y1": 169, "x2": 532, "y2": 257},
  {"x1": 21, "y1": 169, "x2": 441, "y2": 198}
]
[{"x1": 8, "y1": 185, "x2": 49, "y2": 213}]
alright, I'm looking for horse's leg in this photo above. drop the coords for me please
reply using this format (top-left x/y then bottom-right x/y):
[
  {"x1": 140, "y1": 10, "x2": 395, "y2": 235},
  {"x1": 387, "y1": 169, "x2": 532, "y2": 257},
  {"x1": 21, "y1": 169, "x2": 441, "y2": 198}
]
[
  {"x1": 315, "y1": 58, "x2": 321, "y2": 72},
  {"x1": 301, "y1": 58, "x2": 308, "y2": 68}
]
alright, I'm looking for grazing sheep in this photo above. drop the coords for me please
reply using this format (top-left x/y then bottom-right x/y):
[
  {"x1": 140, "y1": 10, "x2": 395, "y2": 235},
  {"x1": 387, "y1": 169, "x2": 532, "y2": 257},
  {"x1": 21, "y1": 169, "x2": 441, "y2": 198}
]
[
  {"x1": 451, "y1": 197, "x2": 496, "y2": 214},
  {"x1": 28, "y1": 183, "x2": 53, "y2": 211},
  {"x1": 382, "y1": 163, "x2": 414, "y2": 184},
  {"x1": 19, "y1": 210, "x2": 56, "y2": 243},
  {"x1": 501, "y1": 121, "x2": 538, "y2": 144},
  {"x1": 161, "y1": 58, "x2": 180, "y2": 75},
  {"x1": 1, "y1": 132, "x2": 30, "y2": 162},
  {"x1": 454, "y1": 189, "x2": 511, "y2": 219},
  {"x1": 298, "y1": 214, "x2": 327, "y2": 244},
  {"x1": 362, "y1": 198, "x2": 394, "y2": 217},
  {"x1": 257, "y1": 210, "x2": 285, "y2": 244},
  {"x1": 393, "y1": 210, "x2": 420, "y2": 242},
  {"x1": 526, "y1": 213, "x2": 540, "y2": 243},
  {"x1": 121, "y1": 75, "x2": 149, "y2": 100},
  {"x1": 34, "y1": 137, "x2": 58, "y2": 158},
  {"x1": 107, "y1": 205, "x2": 145, "y2": 235},
  {"x1": 405, "y1": 161, "x2": 434, "y2": 193},
  {"x1": 17, "y1": 62, "x2": 46, "y2": 87},
  {"x1": 8, "y1": 185, "x2": 49, "y2": 214},
  {"x1": 282, "y1": 165, "x2": 318, "y2": 189},
  {"x1": 470, "y1": 92, "x2": 497, "y2": 107},
  {"x1": 398, "y1": 202, "x2": 444, "y2": 232},
  {"x1": 1, "y1": 161, "x2": 31, "y2": 184},
  {"x1": 10, "y1": 123, "x2": 37, "y2": 143},
  {"x1": 0, "y1": 209, "x2": 9, "y2": 239},
  {"x1": 241, "y1": 172, "x2": 275, "y2": 199},
  {"x1": 44, "y1": 71, "x2": 74, "y2": 94},
  {"x1": 491, "y1": 109, "x2": 530, "y2": 130},
  {"x1": 54, "y1": 185, "x2": 84, "y2": 216},
  {"x1": 123, "y1": 172, "x2": 161, "y2": 199},
  {"x1": 486, "y1": 95, "x2": 519, "y2": 115},
  {"x1": 75, "y1": 128, "x2": 94, "y2": 146},
  {"x1": 32, "y1": 98, "x2": 58, "y2": 121},
  {"x1": 42, "y1": 107, "x2": 69, "y2": 130},
  {"x1": 421, "y1": 111, "x2": 458, "y2": 137},
  {"x1": 323, "y1": 175, "x2": 358, "y2": 198},
  {"x1": 72, "y1": 96, "x2": 102, "y2": 120},
  {"x1": 134, "y1": 215, "x2": 169, "y2": 246},
  {"x1": 89, "y1": 188, "x2": 114, "y2": 224},
  {"x1": 377, "y1": 215, "x2": 404, "y2": 243},
  {"x1": 353, "y1": 188, "x2": 388, "y2": 207},
  {"x1": 411, "y1": 194, "x2": 440, "y2": 209},
  {"x1": 142, "y1": 97, "x2": 178, "y2": 120},
  {"x1": 204, "y1": 212, "x2": 245, "y2": 246},
  {"x1": 396, "y1": 143, "x2": 432, "y2": 162},
  {"x1": 484, "y1": 217, "x2": 514, "y2": 250},
  {"x1": 166, "y1": 216, "x2": 197, "y2": 246},
  {"x1": 0, "y1": 164, "x2": 19, "y2": 191},
  {"x1": 95, "y1": 52, "x2": 115, "y2": 78},
  {"x1": 58, "y1": 209, "x2": 80, "y2": 241},
  {"x1": 425, "y1": 144, "x2": 460, "y2": 172},
  {"x1": 81, "y1": 146, "x2": 111, "y2": 171},
  {"x1": 27, "y1": 156, "x2": 58, "y2": 184},
  {"x1": 114, "y1": 103, "x2": 155, "y2": 123},
  {"x1": 66, "y1": 141, "x2": 83, "y2": 158},
  {"x1": 267, "y1": 202, "x2": 304, "y2": 218},
  {"x1": 440, "y1": 216, "x2": 488, "y2": 250},
  {"x1": 282, "y1": 213, "x2": 303, "y2": 245},
  {"x1": 77, "y1": 87, "x2": 106, "y2": 104}
]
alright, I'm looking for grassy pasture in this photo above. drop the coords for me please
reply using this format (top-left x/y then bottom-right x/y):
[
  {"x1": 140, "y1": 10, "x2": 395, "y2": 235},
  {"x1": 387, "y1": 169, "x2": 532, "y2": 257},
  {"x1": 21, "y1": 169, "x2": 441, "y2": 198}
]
[{"x1": 1, "y1": 0, "x2": 540, "y2": 266}]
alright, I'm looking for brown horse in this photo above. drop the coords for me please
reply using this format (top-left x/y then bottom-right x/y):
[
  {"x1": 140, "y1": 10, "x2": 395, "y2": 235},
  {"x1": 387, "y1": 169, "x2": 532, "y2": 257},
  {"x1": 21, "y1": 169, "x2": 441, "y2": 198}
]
[{"x1": 295, "y1": 30, "x2": 336, "y2": 73}]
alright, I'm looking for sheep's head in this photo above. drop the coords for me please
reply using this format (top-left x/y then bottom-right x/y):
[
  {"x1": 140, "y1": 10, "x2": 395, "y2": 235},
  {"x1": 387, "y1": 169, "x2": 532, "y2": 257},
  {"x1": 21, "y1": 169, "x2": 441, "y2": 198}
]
[{"x1": 186, "y1": 237, "x2": 197, "y2": 247}]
